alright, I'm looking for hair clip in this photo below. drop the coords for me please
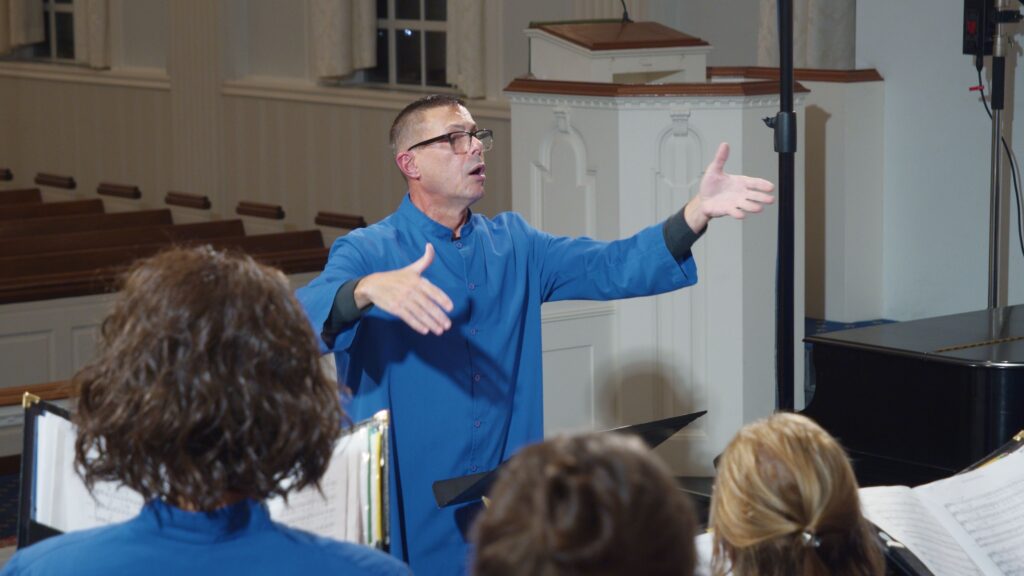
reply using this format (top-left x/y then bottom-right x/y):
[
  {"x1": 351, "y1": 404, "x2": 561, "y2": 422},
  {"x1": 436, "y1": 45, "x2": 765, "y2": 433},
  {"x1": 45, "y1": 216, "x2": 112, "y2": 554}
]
[{"x1": 800, "y1": 530, "x2": 821, "y2": 548}]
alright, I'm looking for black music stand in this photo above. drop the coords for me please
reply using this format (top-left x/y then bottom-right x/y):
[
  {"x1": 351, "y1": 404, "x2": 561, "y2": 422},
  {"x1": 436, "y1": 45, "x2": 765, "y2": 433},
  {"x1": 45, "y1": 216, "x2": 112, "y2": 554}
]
[{"x1": 432, "y1": 410, "x2": 707, "y2": 508}]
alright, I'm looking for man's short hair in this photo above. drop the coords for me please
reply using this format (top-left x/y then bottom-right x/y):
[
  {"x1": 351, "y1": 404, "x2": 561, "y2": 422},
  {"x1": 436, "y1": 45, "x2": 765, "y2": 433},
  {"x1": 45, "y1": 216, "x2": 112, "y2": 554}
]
[
  {"x1": 389, "y1": 94, "x2": 466, "y2": 155},
  {"x1": 72, "y1": 246, "x2": 345, "y2": 511},
  {"x1": 471, "y1": 433, "x2": 698, "y2": 576}
]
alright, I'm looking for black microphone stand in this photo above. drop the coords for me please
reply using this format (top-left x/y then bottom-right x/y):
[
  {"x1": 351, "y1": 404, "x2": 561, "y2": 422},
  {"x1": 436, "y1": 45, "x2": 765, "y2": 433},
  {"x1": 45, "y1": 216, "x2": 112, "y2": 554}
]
[
  {"x1": 765, "y1": 0, "x2": 797, "y2": 411},
  {"x1": 986, "y1": 0, "x2": 1022, "y2": 308}
]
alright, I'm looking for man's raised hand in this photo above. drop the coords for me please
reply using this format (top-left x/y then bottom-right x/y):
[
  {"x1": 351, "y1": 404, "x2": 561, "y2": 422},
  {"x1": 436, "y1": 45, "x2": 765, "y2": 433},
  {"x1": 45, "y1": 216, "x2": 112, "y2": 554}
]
[
  {"x1": 354, "y1": 244, "x2": 454, "y2": 335},
  {"x1": 684, "y1": 142, "x2": 776, "y2": 233}
]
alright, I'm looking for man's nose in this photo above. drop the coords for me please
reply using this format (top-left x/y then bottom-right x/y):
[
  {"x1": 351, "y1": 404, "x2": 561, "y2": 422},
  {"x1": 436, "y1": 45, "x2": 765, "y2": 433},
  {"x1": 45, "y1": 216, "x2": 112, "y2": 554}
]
[{"x1": 469, "y1": 134, "x2": 484, "y2": 155}]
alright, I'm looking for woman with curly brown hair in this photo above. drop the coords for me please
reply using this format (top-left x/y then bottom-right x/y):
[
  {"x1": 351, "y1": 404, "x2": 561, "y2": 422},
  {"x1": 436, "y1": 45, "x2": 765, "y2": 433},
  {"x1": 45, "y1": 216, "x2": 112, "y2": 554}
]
[
  {"x1": 470, "y1": 432, "x2": 698, "y2": 576},
  {"x1": 707, "y1": 412, "x2": 884, "y2": 576},
  {"x1": 1, "y1": 247, "x2": 409, "y2": 576}
]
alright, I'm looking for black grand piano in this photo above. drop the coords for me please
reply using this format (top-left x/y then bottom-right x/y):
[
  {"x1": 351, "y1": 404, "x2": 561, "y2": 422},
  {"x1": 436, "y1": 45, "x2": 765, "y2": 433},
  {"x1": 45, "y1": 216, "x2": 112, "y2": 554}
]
[{"x1": 803, "y1": 305, "x2": 1024, "y2": 487}]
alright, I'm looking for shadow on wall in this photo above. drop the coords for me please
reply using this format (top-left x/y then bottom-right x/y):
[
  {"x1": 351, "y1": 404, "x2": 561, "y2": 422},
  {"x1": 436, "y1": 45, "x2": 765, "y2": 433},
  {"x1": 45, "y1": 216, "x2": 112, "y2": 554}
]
[
  {"x1": 598, "y1": 360, "x2": 708, "y2": 468},
  {"x1": 804, "y1": 104, "x2": 830, "y2": 320}
]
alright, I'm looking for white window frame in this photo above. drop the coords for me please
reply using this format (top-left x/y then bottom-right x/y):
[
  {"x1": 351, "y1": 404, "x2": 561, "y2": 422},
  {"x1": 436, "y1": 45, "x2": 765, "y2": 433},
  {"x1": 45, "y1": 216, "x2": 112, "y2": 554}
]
[{"x1": 369, "y1": 0, "x2": 450, "y2": 91}]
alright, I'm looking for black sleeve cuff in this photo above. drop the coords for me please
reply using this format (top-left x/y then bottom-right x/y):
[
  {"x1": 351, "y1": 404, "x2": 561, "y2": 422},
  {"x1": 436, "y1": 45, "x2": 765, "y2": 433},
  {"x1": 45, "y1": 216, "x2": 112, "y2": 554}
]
[
  {"x1": 322, "y1": 277, "x2": 370, "y2": 344},
  {"x1": 662, "y1": 203, "x2": 705, "y2": 262}
]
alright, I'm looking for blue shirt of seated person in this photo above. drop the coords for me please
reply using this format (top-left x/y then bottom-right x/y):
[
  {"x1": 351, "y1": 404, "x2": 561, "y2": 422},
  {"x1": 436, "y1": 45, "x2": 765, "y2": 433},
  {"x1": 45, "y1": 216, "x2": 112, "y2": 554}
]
[{"x1": 0, "y1": 500, "x2": 410, "y2": 576}]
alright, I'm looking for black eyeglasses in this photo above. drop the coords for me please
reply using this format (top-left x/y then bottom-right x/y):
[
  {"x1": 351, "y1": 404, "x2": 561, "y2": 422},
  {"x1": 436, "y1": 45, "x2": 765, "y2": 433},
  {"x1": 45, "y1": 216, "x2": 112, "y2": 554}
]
[{"x1": 406, "y1": 129, "x2": 494, "y2": 154}]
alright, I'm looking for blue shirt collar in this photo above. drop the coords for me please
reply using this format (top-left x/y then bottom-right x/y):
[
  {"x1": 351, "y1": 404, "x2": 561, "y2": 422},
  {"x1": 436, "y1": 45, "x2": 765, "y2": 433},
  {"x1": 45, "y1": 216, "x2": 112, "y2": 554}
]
[
  {"x1": 137, "y1": 499, "x2": 271, "y2": 543},
  {"x1": 398, "y1": 194, "x2": 475, "y2": 240}
]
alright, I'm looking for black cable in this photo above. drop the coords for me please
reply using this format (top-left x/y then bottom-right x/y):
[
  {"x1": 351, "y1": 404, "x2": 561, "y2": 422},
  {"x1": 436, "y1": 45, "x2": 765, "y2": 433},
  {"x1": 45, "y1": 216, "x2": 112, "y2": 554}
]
[
  {"x1": 976, "y1": 66, "x2": 1024, "y2": 260},
  {"x1": 619, "y1": 0, "x2": 632, "y2": 23}
]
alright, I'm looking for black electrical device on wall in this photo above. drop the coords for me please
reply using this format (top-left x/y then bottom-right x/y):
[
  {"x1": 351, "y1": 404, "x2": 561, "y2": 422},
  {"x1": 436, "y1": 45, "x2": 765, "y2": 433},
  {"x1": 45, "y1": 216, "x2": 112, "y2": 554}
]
[{"x1": 964, "y1": 0, "x2": 995, "y2": 56}]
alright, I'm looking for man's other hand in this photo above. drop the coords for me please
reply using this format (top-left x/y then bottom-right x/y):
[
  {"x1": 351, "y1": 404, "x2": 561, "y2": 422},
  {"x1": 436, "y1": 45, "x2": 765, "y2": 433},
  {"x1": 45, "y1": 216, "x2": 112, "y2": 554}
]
[{"x1": 354, "y1": 244, "x2": 454, "y2": 335}]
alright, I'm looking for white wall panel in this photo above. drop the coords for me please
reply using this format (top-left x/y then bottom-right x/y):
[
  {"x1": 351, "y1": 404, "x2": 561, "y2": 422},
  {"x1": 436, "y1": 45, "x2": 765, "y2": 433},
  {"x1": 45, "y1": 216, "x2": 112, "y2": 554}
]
[
  {"x1": 222, "y1": 94, "x2": 512, "y2": 228},
  {"x1": 71, "y1": 325, "x2": 100, "y2": 372},
  {"x1": 0, "y1": 75, "x2": 172, "y2": 208},
  {"x1": 0, "y1": 331, "x2": 55, "y2": 387},
  {"x1": 541, "y1": 303, "x2": 617, "y2": 435},
  {"x1": 246, "y1": 0, "x2": 308, "y2": 79},
  {"x1": 119, "y1": 0, "x2": 169, "y2": 70}
]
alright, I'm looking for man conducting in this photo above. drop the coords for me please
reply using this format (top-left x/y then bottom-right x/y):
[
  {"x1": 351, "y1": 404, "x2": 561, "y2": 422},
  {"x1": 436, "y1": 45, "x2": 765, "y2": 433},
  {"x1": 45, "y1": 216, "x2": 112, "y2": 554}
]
[{"x1": 297, "y1": 94, "x2": 775, "y2": 575}]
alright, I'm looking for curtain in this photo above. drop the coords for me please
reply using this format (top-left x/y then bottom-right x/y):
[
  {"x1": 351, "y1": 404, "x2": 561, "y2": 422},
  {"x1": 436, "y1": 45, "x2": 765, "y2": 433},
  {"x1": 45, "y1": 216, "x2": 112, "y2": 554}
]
[
  {"x1": 446, "y1": 0, "x2": 484, "y2": 99},
  {"x1": 0, "y1": 0, "x2": 44, "y2": 55},
  {"x1": 309, "y1": 0, "x2": 376, "y2": 81},
  {"x1": 758, "y1": 0, "x2": 855, "y2": 69},
  {"x1": 74, "y1": 0, "x2": 109, "y2": 69}
]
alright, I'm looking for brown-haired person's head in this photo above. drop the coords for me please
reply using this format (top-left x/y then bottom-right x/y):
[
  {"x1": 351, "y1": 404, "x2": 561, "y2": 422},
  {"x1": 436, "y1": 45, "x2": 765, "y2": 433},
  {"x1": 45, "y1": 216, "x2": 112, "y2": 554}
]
[
  {"x1": 471, "y1": 433, "x2": 697, "y2": 576},
  {"x1": 72, "y1": 246, "x2": 344, "y2": 511},
  {"x1": 709, "y1": 413, "x2": 884, "y2": 576}
]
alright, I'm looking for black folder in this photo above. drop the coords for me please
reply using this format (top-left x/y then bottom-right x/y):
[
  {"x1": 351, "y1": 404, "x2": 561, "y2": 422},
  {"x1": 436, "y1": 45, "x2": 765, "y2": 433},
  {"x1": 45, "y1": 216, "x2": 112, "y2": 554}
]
[
  {"x1": 17, "y1": 396, "x2": 70, "y2": 549},
  {"x1": 431, "y1": 410, "x2": 707, "y2": 508}
]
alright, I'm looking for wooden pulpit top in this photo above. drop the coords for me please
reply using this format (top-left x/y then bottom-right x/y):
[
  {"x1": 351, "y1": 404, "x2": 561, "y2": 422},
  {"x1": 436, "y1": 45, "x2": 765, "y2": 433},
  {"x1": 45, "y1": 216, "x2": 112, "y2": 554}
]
[{"x1": 531, "y1": 21, "x2": 709, "y2": 51}]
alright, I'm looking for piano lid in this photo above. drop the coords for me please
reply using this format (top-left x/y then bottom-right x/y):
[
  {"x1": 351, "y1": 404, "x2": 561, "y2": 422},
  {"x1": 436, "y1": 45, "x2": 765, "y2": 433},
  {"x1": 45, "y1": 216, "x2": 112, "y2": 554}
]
[{"x1": 805, "y1": 305, "x2": 1024, "y2": 368}]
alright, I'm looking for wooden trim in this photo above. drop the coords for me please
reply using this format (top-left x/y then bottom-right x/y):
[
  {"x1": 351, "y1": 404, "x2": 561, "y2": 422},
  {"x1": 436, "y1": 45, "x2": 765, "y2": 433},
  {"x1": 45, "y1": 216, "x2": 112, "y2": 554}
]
[
  {"x1": 315, "y1": 211, "x2": 367, "y2": 230},
  {"x1": 0, "y1": 380, "x2": 71, "y2": 407},
  {"x1": 237, "y1": 201, "x2": 285, "y2": 220},
  {"x1": 505, "y1": 77, "x2": 810, "y2": 98},
  {"x1": 97, "y1": 182, "x2": 142, "y2": 200},
  {"x1": 707, "y1": 66, "x2": 883, "y2": 83},
  {"x1": 35, "y1": 173, "x2": 77, "y2": 189},
  {"x1": 533, "y1": 22, "x2": 709, "y2": 51},
  {"x1": 0, "y1": 168, "x2": 11, "y2": 181},
  {"x1": 165, "y1": 191, "x2": 212, "y2": 210}
]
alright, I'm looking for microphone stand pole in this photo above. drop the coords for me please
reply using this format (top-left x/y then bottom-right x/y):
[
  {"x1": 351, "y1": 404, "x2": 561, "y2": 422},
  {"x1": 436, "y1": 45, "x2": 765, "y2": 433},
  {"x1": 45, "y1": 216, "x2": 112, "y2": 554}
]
[
  {"x1": 767, "y1": 0, "x2": 797, "y2": 411},
  {"x1": 988, "y1": 0, "x2": 1013, "y2": 309}
]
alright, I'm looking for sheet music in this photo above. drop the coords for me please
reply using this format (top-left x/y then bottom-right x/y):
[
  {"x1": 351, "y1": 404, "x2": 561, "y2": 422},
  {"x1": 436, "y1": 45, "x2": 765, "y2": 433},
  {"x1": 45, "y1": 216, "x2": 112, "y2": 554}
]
[
  {"x1": 33, "y1": 412, "x2": 143, "y2": 532},
  {"x1": 33, "y1": 412, "x2": 62, "y2": 527},
  {"x1": 916, "y1": 451, "x2": 1024, "y2": 576},
  {"x1": 30, "y1": 405, "x2": 388, "y2": 547},
  {"x1": 859, "y1": 486, "x2": 983, "y2": 576},
  {"x1": 267, "y1": 425, "x2": 369, "y2": 543}
]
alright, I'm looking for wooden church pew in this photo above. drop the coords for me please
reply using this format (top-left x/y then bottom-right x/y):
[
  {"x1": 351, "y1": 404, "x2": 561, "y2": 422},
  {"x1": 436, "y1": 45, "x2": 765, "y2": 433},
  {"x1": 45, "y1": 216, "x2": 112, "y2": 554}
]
[
  {"x1": 0, "y1": 188, "x2": 42, "y2": 205},
  {"x1": 0, "y1": 199, "x2": 104, "y2": 221},
  {"x1": 0, "y1": 219, "x2": 247, "y2": 259},
  {"x1": 0, "y1": 230, "x2": 322, "y2": 281},
  {"x1": 0, "y1": 231, "x2": 328, "y2": 304},
  {"x1": 0, "y1": 209, "x2": 174, "y2": 239}
]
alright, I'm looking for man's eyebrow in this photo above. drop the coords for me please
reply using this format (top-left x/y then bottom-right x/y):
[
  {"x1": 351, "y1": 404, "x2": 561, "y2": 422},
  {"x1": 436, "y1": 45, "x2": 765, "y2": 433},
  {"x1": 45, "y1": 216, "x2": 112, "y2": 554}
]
[{"x1": 445, "y1": 122, "x2": 476, "y2": 132}]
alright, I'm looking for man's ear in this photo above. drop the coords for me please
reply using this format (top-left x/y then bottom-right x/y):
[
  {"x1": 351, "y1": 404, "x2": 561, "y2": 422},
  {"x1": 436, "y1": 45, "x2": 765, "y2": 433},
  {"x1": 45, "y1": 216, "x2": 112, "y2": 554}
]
[{"x1": 396, "y1": 151, "x2": 420, "y2": 180}]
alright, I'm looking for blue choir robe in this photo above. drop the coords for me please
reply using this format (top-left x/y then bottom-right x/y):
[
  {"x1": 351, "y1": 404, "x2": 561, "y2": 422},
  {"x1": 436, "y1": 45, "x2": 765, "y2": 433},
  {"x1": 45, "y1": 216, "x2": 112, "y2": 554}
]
[
  {"x1": 0, "y1": 499, "x2": 409, "y2": 576},
  {"x1": 297, "y1": 195, "x2": 698, "y2": 575}
]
